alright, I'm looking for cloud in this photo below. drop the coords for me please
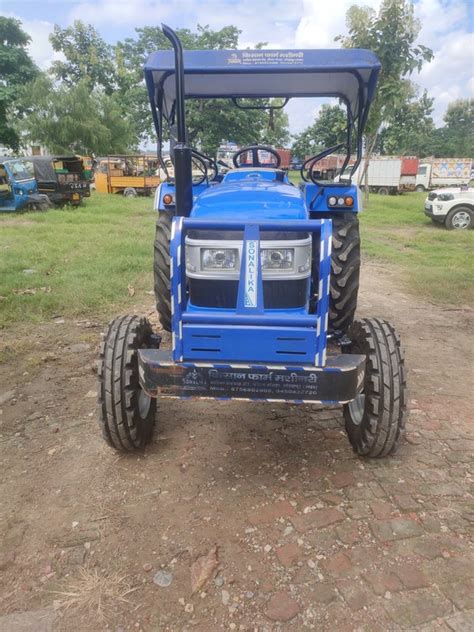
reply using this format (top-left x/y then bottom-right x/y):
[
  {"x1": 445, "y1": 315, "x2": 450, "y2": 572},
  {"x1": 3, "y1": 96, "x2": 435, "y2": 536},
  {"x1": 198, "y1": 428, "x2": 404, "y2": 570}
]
[
  {"x1": 418, "y1": 31, "x2": 474, "y2": 122},
  {"x1": 10, "y1": 0, "x2": 473, "y2": 133},
  {"x1": 295, "y1": 0, "x2": 381, "y2": 49},
  {"x1": 6, "y1": 14, "x2": 63, "y2": 70},
  {"x1": 68, "y1": 0, "x2": 177, "y2": 27},
  {"x1": 415, "y1": 0, "x2": 469, "y2": 49}
]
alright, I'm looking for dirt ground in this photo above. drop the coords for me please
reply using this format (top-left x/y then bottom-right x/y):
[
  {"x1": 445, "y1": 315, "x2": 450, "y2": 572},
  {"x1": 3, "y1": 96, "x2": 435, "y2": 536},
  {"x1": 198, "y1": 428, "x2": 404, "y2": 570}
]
[{"x1": 0, "y1": 261, "x2": 473, "y2": 632}]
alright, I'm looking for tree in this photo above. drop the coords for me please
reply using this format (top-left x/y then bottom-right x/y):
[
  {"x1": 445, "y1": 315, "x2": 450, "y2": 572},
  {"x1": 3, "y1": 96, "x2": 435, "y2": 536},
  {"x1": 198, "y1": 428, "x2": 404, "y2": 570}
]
[
  {"x1": 441, "y1": 99, "x2": 474, "y2": 157},
  {"x1": 379, "y1": 91, "x2": 435, "y2": 156},
  {"x1": 115, "y1": 25, "x2": 288, "y2": 152},
  {"x1": 0, "y1": 17, "x2": 39, "y2": 150},
  {"x1": 49, "y1": 21, "x2": 117, "y2": 94},
  {"x1": 336, "y1": 0, "x2": 433, "y2": 187},
  {"x1": 260, "y1": 102, "x2": 290, "y2": 147},
  {"x1": 292, "y1": 104, "x2": 347, "y2": 159},
  {"x1": 115, "y1": 24, "x2": 243, "y2": 145},
  {"x1": 20, "y1": 76, "x2": 134, "y2": 155}
]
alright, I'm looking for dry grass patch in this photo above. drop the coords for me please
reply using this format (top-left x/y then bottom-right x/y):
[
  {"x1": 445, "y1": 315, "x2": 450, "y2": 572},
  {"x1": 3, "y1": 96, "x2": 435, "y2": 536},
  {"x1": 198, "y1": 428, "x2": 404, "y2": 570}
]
[{"x1": 51, "y1": 567, "x2": 139, "y2": 623}]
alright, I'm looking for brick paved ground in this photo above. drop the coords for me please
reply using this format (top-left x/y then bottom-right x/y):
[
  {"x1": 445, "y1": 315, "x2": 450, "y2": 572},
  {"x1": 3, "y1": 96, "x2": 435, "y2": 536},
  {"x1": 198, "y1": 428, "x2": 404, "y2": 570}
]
[{"x1": 0, "y1": 263, "x2": 472, "y2": 631}]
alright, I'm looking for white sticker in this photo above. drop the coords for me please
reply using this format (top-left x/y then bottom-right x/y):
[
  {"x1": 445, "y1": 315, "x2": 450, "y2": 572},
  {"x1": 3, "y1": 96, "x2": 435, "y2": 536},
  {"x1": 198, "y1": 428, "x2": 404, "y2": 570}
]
[{"x1": 244, "y1": 239, "x2": 258, "y2": 308}]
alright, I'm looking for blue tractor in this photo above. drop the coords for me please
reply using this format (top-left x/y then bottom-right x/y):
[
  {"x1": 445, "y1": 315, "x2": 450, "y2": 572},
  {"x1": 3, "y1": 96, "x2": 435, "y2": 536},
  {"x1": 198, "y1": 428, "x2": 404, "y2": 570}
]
[{"x1": 97, "y1": 26, "x2": 407, "y2": 458}]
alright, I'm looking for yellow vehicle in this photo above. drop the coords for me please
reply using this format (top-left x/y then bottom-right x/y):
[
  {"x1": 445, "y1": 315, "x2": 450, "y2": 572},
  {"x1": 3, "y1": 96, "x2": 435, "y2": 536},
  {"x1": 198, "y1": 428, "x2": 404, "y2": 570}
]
[
  {"x1": 78, "y1": 155, "x2": 94, "y2": 180},
  {"x1": 94, "y1": 155, "x2": 160, "y2": 197}
]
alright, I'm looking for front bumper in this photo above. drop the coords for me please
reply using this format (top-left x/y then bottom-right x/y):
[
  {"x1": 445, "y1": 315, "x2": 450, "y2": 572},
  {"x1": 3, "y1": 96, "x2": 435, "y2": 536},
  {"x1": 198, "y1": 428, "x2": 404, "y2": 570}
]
[
  {"x1": 424, "y1": 201, "x2": 447, "y2": 220},
  {"x1": 138, "y1": 349, "x2": 365, "y2": 404}
]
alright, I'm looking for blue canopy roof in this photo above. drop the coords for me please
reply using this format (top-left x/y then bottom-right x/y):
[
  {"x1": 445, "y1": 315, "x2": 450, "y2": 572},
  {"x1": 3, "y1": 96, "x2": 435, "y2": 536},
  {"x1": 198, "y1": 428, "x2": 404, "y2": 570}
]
[{"x1": 144, "y1": 48, "x2": 381, "y2": 123}]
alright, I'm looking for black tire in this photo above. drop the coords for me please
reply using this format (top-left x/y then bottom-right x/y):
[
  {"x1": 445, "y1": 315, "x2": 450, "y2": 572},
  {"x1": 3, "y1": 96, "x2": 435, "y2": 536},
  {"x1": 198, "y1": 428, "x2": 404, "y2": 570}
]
[
  {"x1": 415, "y1": 185, "x2": 425, "y2": 192},
  {"x1": 343, "y1": 318, "x2": 407, "y2": 458},
  {"x1": 328, "y1": 213, "x2": 361, "y2": 333},
  {"x1": 445, "y1": 206, "x2": 472, "y2": 230},
  {"x1": 153, "y1": 212, "x2": 172, "y2": 331},
  {"x1": 377, "y1": 187, "x2": 389, "y2": 196},
  {"x1": 123, "y1": 187, "x2": 137, "y2": 198},
  {"x1": 98, "y1": 314, "x2": 156, "y2": 452}
]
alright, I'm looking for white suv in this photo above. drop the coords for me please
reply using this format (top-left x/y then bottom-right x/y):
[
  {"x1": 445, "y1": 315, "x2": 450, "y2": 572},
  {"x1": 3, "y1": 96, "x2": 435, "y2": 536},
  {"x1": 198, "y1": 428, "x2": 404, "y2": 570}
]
[{"x1": 424, "y1": 187, "x2": 473, "y2": 229}]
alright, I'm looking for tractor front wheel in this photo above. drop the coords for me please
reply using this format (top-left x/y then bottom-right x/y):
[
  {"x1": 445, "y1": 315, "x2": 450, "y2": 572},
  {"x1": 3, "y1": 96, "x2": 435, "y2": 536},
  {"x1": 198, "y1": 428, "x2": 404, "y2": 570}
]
[
  {"x1": 344, "y1": 318, "x2": 407, "y2": 457},
  {"x1": 153, "y1": 211, "x2": 172, "y2": 331},
  {"x1": 98, "y1": 314, "x2": 156, "y2": 451},
  {"x1": 343, "y1": 318, "x2": 407, "y2": 458}
]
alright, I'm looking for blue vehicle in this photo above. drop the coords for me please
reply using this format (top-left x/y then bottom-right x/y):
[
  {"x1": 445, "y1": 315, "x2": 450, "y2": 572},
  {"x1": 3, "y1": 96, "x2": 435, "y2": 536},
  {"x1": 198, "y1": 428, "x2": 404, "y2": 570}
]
[
  {"x1": 0, "y1": 157, "x2": 51, "y2": 212},
  {"x1": 97, "y1": 26, "x2": 407, "y2": 458}
]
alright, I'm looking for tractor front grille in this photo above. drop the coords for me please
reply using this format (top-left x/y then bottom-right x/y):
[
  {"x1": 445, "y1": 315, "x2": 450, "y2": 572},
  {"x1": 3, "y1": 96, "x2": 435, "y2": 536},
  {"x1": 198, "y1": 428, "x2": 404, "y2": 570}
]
[{"x1": 188, "y1": 278, "x2": 309, "y2": 309}]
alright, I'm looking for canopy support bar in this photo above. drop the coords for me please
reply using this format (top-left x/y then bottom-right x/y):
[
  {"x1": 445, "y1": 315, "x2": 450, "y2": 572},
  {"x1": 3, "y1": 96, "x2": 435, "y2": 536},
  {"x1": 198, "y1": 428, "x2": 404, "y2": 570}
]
[{"x1": 162, "y1": 24, "x2": 193, "y2": 217}]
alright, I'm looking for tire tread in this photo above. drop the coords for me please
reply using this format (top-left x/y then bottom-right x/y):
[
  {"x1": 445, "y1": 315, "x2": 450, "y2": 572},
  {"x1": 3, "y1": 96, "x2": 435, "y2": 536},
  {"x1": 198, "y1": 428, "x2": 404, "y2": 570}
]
[
  {"x1": 344, "y1": 317, "x2": 407, "y2": 458},
  {"x1": 97, "y1": 315, "x2": 156, "y2": 452}
]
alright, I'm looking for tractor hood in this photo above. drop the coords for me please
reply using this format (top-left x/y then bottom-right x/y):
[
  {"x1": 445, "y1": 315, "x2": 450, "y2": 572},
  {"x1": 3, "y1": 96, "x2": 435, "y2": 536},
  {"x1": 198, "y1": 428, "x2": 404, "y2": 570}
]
[{"x1": 191, "y1": 178, "x2": 307, "y2": 221}]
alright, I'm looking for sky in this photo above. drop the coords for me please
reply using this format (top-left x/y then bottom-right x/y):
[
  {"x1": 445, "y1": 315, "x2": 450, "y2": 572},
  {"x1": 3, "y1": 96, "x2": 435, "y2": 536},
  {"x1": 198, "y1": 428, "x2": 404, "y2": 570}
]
[{"x1": 5, "y1": 0, "x2": 474, "y2": 135}]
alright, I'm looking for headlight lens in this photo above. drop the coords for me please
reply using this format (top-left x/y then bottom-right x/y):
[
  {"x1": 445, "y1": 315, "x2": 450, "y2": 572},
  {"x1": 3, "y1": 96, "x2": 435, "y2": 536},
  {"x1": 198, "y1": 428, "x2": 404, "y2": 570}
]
[
  {"x1": 15, "y1": 188, "x2": 24, "y2": 195},
  {"x1": 437, "y1": 193, "x2": 454, "y2": 201},
  {"x1": 201, "y1": 248, "x2": 238, "y2": 270},
  {"x1": 261, "y1": 248, "x2": 294, "y2": 270},
  {"x1": 185, "y1": 237, "x2": 311, "y2": 279}
]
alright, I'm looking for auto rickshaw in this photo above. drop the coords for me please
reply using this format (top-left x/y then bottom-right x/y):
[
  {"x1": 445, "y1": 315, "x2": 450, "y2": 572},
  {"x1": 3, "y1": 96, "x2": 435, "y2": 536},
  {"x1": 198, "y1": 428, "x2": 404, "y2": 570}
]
[
  {"x1": 94, "y1": 155, "x2": 160, "y2": 197},
  {"x1": 25, "y1": 155, "x2": 90, "y2": 206},
  {"x1": 0, "y1": 157, "x2": 51, "y2": 212}
]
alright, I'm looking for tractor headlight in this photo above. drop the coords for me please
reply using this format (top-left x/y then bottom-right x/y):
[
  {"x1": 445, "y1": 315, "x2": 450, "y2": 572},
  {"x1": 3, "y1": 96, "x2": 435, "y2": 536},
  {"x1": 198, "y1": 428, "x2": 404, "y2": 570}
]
[
  {"x1": 185, "y1": 236, "x2": 311, "y2": 280},
  {"x1": 261, "y1": 248, "x2": 293, "y2": 270},
  {"x1": 201, "y1": 248, "x2": 238, "y2": 270}
]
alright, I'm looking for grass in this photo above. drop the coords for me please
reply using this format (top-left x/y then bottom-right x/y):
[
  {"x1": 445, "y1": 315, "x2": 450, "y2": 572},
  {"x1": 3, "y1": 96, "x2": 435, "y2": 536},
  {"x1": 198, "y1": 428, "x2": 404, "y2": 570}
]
[
  {"x1": 51, "y1": 567, "x2": 137, "y2": 623},
  {"x1": 0, "y1": 188, "x2": 472, "y2": 328},
  {"x1": 359, "y1": 192, "x2": 474, "y2": 306},
  {"x1": 0, "y1": 193, "x2": 155, "y2": 327}
]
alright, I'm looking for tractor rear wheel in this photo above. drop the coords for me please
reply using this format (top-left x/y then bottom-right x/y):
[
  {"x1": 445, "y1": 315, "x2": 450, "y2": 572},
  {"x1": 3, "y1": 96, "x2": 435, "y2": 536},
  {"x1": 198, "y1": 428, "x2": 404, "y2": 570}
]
[
  {"x1": 328, "y1": 213, "x2": 361, "y2": 334},
  {"x1": 153, "y1": 211, "x2": 172, "y2": 331},
  {"x1": 343, "y1": 318, "x2": 407, "y2": 458},
  {"x1": 98, "y1": 314, "x2": 156, "y2": 451}
]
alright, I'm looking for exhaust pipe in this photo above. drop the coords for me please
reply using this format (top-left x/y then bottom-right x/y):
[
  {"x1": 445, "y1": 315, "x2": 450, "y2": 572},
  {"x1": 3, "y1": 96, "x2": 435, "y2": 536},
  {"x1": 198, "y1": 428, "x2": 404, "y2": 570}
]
[{"x1": 162, "y1": 24, "x2": 193, "y2": 217}]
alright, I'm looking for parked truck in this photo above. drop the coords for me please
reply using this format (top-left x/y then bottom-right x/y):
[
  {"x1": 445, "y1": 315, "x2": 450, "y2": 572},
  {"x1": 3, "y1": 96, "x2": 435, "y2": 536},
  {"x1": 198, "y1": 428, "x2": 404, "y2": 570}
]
[
  {"x1": 415, "y1": 158, "x2": 473, "y2": 191},
  {"x1": 340, "y1": 157, "x2": 419, "y2": 194}
]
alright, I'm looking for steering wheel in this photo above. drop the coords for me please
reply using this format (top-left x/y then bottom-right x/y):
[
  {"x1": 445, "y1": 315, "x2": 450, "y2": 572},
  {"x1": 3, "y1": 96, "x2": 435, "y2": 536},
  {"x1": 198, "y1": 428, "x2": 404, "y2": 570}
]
[
  {"x1": 190, "y1": 149, "x2": 219, "y2": 185},
  {"x1": 301, "y1": 143, "x2": 345, "y2": 184},
  {"x1": 232, "y1": 145, "x2": 281, "y2": 169}
]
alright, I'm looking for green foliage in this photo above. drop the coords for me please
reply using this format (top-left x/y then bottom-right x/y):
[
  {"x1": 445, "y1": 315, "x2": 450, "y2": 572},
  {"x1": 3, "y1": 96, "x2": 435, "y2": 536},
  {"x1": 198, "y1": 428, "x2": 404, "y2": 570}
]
[
  {"x1": 115, "y1": 24, "x2": 242, "y2": 144},
  {"x1": 1, "y1": 192, "x2": 472, "y2": 328},
  {"x1": 336, "y1": 0, "x2": 433, "y2": 137},
  {"x1": 259, "y1": 104, "x2": 290, "y2": 147},
  {"x1": 440, "y1": 99, "x2": 474, "y2": 157},
  {"x1": 20, "y1": 76, "x2": 134, "y2": 155},
  {"x1": 381, "y1": 97, "x2": 473, "y2": 158},
  {"x1": 379, "y1": 91, "x2": 435, "y2": 156},
  {"x1": 114, "y1": 24, "x2": 289, "y2": 152},
  {"x1": 0, "y1": 17, "x2": 39, "y2": 150},
  {"x1": 49, "y1": 20, "x2": 117, "y2": 94},
  {"x1": 291, "y1": 104, "x2": 347, "y2": 159}
]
